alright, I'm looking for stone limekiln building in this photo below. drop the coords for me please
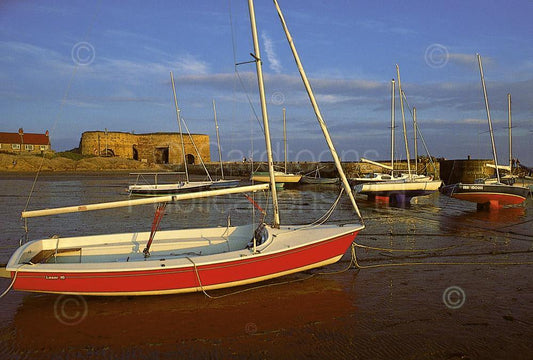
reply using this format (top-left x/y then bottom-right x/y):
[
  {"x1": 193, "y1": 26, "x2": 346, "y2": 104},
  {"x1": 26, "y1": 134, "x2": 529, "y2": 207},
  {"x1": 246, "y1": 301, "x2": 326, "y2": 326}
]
[{"x1": 80, "y1": 131, "x2": 210, "y2": 165}]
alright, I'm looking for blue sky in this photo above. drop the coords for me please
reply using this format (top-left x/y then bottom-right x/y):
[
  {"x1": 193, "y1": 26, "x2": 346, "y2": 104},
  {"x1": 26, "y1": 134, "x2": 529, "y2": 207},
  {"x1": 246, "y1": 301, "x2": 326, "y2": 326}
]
[{"x1": 1, "y1": 0, "x2": 532, "y2": 166}]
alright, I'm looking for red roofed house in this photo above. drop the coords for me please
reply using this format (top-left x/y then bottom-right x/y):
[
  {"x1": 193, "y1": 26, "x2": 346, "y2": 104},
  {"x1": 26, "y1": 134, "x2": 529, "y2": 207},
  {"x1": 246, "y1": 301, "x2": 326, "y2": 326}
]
[{"x1": 0, "y1": 128, "x2": 51, "y2": 154}]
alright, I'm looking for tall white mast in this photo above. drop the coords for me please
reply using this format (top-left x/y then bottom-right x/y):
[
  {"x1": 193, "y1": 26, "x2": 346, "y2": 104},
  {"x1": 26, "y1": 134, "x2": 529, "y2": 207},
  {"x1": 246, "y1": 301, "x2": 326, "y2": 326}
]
[
  {"x1": 248, "y1": 0, "x2": 280, "y2": 227},
  {"x1": 477, "y1": 54, "x2": 500, "y2": 183},
  {"x1": 273, "y1": 0, "x2": 362, "y2": 218},
  {"x1": 413, "y1": 107, "x2": 418, "y2": 174},
  {"x1": 508, "y1": 93, "x2": 512, "y2": 172},
  {"x1": 283, "y1": 108, "x2": 287, "y2": 174},
  {"x1": 170, "y1": 71, "x2": 189, "y2": 183},
  {"x1": 213, "y1": 99, "x2": 224, "y2": 179},
  {"x1": 396, "y1": 64, "x2": 411, "y2": 177},
  {"x1": 391, "y1": 79, "x2": 395, "y2": 174}
]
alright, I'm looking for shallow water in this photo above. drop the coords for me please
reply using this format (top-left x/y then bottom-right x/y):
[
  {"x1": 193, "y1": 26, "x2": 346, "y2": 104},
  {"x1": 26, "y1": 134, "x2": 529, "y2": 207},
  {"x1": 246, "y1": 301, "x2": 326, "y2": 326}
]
[{"x1": 0, "y1": 174, "x2": 532, "y2": 359}]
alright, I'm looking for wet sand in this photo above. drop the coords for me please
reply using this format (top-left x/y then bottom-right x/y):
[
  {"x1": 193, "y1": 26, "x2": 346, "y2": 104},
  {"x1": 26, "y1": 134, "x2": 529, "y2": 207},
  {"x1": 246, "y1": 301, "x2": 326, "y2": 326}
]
[{"x1": 0, "y1": 174, "x2": 531, "y2": 359}]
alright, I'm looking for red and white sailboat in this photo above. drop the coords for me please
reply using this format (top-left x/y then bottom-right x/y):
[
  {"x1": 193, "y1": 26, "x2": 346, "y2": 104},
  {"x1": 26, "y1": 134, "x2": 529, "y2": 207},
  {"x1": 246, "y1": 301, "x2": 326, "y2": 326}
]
[
  {"x1": 440, "y1": 54, "x2": 529, "y2": 209},
  {"x1": 5, "y1": 0, "x2": 364, "y2": 296}
]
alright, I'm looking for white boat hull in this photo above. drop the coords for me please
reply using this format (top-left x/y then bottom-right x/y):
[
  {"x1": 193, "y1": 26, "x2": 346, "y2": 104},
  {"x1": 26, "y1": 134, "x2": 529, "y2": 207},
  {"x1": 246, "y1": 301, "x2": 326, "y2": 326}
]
[
  {"x1": 6, "y1": 223, "x2": 364, "y2": 296},
  {"x1": 354, "y1": 180, "x2": 442, "y2": 203}
]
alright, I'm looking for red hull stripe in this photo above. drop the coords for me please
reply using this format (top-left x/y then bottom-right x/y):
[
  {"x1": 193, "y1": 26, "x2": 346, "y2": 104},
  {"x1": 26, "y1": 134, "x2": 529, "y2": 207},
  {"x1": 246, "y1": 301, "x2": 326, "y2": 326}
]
[
  {"x1": 452, "y1": 192, "x2": 526, "y2": 205},
  {"x1": 13, "y1": 232, "x2": 359, "y2": 295}
]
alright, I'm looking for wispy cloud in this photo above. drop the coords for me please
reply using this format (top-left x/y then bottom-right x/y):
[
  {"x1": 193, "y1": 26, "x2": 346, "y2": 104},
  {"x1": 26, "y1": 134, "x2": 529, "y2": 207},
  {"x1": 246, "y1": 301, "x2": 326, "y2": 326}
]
[
  {"x1": 261, "y1": 31, "x2": 282, "y2": 74},
  {"x1": 462, "y1": 118, "x2": 486, "y2": 124},
  {"x1": 170, "y1": 54, "x2": 209, "y2": 75},
  {"x1": 356, "y1": 20, "x2": 416, "y2": 35}
]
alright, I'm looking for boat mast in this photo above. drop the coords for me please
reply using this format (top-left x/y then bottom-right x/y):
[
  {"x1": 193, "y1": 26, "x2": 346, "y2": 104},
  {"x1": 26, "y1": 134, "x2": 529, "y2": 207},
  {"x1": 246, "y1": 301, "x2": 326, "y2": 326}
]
[
  {"x1": 476, "y1": 54, "x2": 500, "y2": 183},
  {"x1": 170, "y1": 71, "x2": 189, "y2": 183},
  {"x1": 273, "y1": 0, "x2": 362, "y2": 218},
  {"x1": 508, "y1": 93, "x2": 512, "y2": 172},
  {"x1": 283, "y1": 107, "x2": 287, "y2": 174},
  {"x1": 413, "y1": 107, "x2": 418, "y2": 174},
  {"x1": 396, "y1": 64, "x2": 411, "y2": 177},
  {"x1": 248, "y1": 0, "x2": 280, "y2": 227},
  {"x1": 391, "y1": 79, "x2": 395, "y2": 175},
  {"x1": 213, "y1": 99, "x2": 224, "y2": 179}
]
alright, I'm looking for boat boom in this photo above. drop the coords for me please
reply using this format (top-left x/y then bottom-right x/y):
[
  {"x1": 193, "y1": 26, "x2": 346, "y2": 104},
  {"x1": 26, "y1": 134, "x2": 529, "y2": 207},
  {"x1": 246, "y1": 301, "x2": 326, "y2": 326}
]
[
  {"x1": 360, "y1": 158, "x2": 394, "y2": 171},
  {"x1": 21, "y1": 183, "x2": 270, "y2": 218}
]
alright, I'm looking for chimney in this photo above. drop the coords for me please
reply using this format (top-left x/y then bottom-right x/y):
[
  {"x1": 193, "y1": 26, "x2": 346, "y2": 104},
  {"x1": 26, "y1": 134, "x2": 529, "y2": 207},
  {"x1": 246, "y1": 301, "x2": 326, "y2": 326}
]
[
  {"x1": 45, "y1": 130, "x2": 49, "y2": 137},
  {"x1": 18, "y1": 128, "x2": 24, "y2": 135}
]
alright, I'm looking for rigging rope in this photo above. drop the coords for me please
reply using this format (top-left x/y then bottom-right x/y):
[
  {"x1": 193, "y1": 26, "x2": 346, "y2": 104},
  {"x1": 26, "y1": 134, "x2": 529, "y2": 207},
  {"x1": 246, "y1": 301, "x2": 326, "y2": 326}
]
[
  {"x1": 180, "y1": 117, "x2": 213, "y2": 181},
  {"x1": 143, "y1": 202, "x2": 167, "y2": 257},
  {"x1": 401, "y1": 91, "x2": 438, "y2": 175}
]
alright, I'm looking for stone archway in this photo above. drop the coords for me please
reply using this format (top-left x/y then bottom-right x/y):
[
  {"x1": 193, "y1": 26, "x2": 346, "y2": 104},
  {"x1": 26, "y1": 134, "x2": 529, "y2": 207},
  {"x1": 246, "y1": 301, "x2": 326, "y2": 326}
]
[
  {"x1": 102, "y1": 148, "x2": 115, "y2": 157},
  {"x1": 185, "y1": 154, "x2": 195, "y2": 165}
]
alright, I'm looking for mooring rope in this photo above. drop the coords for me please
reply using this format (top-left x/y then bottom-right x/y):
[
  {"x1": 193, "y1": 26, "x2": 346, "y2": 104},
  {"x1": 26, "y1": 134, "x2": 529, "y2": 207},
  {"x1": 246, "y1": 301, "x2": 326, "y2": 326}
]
[
  {"x1": 186, "y1": 255, "x2": 316, "y2": 300},
  {"x1": 351, "y1": 242, "x2": 533, "y2": 269},
  {"x1": 0, "y1": 265, "x2": 25, "y2": 299}
]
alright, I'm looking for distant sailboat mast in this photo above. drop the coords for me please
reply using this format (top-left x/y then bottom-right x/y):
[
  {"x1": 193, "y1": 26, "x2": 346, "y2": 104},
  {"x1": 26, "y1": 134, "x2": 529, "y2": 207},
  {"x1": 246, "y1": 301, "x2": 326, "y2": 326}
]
[
  {"x1": 390, "y1": 79, "x2": 395, "y2": 175},
  {"x1": 477, "y1": 53, "x2": 500, "y2": 183},
  {"x1": 413, "y1": 106, "x2": 418, "y2": 174},
  {"x1": 507, "y1": 93, "x2": 512, "y2": 172},
  {"x1": 283, "y1": 107, "x2": 287, "y2": 174},
  {"x1": 213, "y1": 99, "x2": 224, "y2": 179},
  {"x1": 396, "y1": 64, "x2": 411, "y2": 177},
  {"x1": 170, "y1": 71, "x2": 189, "y2": 183}
]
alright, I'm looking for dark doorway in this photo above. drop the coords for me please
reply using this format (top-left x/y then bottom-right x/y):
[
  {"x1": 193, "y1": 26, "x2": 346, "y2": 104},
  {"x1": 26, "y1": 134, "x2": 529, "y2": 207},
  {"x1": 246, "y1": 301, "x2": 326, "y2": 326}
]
[
  {"x1": 155, "y1": 147, "x2": 169, "y2": 164},
  {"x1": 132, "y1": 145, "x2": 138, "y2": 160},
  {"x1": 186, "y1": 154, "x2": 195, "y2": 165}
]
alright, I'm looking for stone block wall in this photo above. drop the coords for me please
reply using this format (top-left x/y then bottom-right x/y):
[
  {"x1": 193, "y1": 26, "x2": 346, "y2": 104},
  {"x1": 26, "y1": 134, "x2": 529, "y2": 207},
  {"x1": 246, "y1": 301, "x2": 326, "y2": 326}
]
[{"x1": 80, "y1": 131, "x2": 210, "y2": 164}]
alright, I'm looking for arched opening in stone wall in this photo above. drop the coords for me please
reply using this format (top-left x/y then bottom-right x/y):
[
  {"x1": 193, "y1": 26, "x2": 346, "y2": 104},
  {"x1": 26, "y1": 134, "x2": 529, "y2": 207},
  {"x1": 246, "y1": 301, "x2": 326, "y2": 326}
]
[
  {"x1": 102, "y1": 148, "x2": 115, "y2": 157},
  {"x1": 186, "y1": 154, "x2": 195, "y2": 165},
  {"x1": 132, "y1": 145, "x2": 138, "y2": 160},
  {"x1": 155, "y1": 147, "x2": 169, "y2": 164}
]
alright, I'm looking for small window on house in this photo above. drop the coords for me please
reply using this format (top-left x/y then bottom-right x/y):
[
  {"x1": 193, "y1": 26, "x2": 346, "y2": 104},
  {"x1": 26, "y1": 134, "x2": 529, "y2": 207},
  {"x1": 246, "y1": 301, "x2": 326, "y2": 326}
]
[
  {"x1": 25, "y1": 144, "x2": 34, "y2": 151},
  {"x1": 12, "y1": 144, "x2": 21, "y2": 150},
  {"x1": 40, "y1": 145, "x2": 47, "y2": 151}
]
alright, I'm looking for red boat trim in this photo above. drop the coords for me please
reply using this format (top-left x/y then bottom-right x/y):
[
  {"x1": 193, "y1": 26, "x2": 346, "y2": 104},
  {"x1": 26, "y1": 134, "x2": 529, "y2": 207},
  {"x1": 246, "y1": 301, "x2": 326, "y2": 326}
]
[{"x1": 12, "y1": 230, "x2": 361, "y2": 296}]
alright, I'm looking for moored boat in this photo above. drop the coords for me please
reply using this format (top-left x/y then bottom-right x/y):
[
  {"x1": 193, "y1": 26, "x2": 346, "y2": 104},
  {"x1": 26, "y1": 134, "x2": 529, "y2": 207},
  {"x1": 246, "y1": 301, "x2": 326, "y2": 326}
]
[
  {"x1": 440, "y1": 182, "x2": 529, "y2": 209},
  {"x1": 127, "y1": 172, "x2": 213, "y2": 196},
  {"x1": 354, "y1": 72, "x2": 441, "y2": 204},
  {"x1": 355, "y1": 178, "x2": 442, "y2": 204},
  {"x1": 251, "y1": 170, "x2": 302, "y2": 187},
  {"x1": 5, "y1": 0, "x2": 364, "y2": 296},
  {"x1": 440, "y1": 54, "x2": 529, "y2": 210}
]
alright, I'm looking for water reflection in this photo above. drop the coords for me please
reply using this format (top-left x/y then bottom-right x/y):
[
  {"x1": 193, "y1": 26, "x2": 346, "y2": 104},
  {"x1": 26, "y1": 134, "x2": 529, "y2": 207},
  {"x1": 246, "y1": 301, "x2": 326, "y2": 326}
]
[{"x1": 8, "y1": 275, "x2": 354, "y2": 356}]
